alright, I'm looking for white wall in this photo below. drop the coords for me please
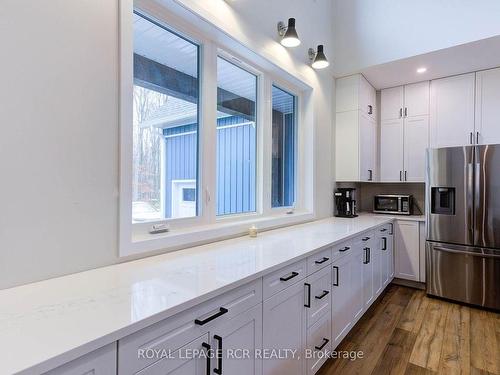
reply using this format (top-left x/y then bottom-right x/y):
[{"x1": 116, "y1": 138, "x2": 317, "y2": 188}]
[
  {"x1": 333, "y1": 0, "x2": 500, "y2": 76},
  {"x1": 0, "y1": 0, "x2": 334, "y2": 289}
]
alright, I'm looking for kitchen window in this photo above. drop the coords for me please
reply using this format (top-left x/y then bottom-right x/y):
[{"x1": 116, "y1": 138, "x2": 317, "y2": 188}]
[
  {"x1": 120, "y1": 3, "x2": 314, "y2": 256},
  {"x1": 216, "y1": 57, "x2": 258, "y2": 216},
  {"x1": 271, "y1": 85, "x2": 297, "y2": 208},
  {"x1": 132, "y1": 12, "x2": 200, "y2": 222}
]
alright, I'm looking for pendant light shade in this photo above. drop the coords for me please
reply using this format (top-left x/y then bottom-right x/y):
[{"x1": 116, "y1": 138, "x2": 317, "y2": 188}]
[
  {"x1": 278, "y1": 18, "x2": 301, "y2": 48},
  {"x1": 310, "y1": 45, "x2": 329, "y2": 69}
]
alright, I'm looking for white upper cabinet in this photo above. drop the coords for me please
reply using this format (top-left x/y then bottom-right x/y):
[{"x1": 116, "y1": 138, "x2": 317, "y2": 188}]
[
  {"x1": 335, "y1": 74, "x2": 378, "y2": 182},
  {"x1": 404, "y1": 81, "x2": 430, "y2": 117},
  {"x1": 430, "y1": 73, "x2": 475, "y2": 148},
  {"x1": 381, "y1": 86, "x2": 403, "y2": 121},
  {"x1": 475, "y1": 67, "x2": 500, "y2": 145},
  {"x1": 380, "y1": 118, "x2": 404, "y2": 182},
  {"x1": 380, "y1": 81, "x2": 429, "y2": 182}
]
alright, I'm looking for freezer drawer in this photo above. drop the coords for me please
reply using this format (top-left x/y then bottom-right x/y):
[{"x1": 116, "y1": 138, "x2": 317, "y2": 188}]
[{"x1": 426, "y1": 241, "x2": 500, "y2": 310}]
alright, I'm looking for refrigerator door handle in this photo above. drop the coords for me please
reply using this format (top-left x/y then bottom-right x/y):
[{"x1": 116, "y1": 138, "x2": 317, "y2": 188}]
[
  {"x1": 433, "y1": 246, "x2": 500, "y2": 259},
  {"x1": 466, "y1": 161, "x2": 475, "y2": 243}
]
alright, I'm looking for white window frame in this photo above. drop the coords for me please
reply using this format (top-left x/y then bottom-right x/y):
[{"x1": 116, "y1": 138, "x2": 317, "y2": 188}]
[{"x1": 119, "y1": 0, "x2": 315, "y2": 257}]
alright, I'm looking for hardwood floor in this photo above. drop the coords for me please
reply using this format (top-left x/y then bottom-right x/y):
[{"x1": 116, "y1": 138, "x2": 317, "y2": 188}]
[{"x1": 317, "y1": 284, "x2": 500, "y2": 375}]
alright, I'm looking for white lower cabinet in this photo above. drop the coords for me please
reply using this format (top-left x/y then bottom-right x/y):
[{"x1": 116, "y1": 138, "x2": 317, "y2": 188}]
[
  {"x1": 263, "y1": 281, "x2": 307, "y2": 375},
  {"x1": 331, "y1": 252, "x2": 353, "y2": 348},
  {"x1": 394, "y1": 220, "x2": 420, "y2": 281},
  {"x1": 42, "y1": 224, "x2": 397, "y2": 375},
  {"x1": 43, "y1": 343, "x2": 117, "y2": 375}
]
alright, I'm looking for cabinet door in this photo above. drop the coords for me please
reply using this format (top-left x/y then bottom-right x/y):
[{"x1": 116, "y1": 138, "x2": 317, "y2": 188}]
[
  {"x1": 335, "y1": 111, "x2": 360, "y2": 181},
  {"x1": 336, "y1": 75, "x2": 360, "y2": 113},
  {"x1": 360, "y1": 75, "x2": 376, "y2": 120},
  {"x1": 351, "y1": 244, "x2": 365, "y2": 322},
  {"x1": 430, "y1": 73, "x2": 475, "y2": 148},
  {"x1": 331, "y1": 255, "x2": 353, "y2": 348},
  {"x1": 381, "y1": 86, "x2": 404, "y2": 121},
  {"x1": 378, "y1": 226, "x2": 394, "y2": 288},
  {"x1": 263, "y1": 282, "x2": 306, "y2": 375},
  {"x1": 362, "y1": 240, "x2": 374, "y2": 308},
  {"x1": 360, "y1": 113, "x2": 376, "y2": 181},
  {"x1": 211, "y1": 304, "x2": 262, "y2": 375},
  {"x1": 403, "y1": 115, "x2": 429, "y2": 182},
  {"x1": 475, "y1": 68, "x2": 500, "y2": 145},
  {"x1": 380, "y1": 118, "x2": 404, "y2": 182},
  {"x1": 44, "y1": 344, "x2": 117, "y2": 375},
  {"x1": 404, "y1": 81, "x2": 429, "y2": 117},
  {"x1": 394, "y1": 221, "x2": 420, "y2": 281},
  {"x1": 372, "y1": 236, "x2": 383, "y2": 297}
]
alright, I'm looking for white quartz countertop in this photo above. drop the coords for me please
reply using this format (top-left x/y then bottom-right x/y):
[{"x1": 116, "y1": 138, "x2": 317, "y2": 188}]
[{"x1": 0, "y1": 215, "x2": 395, "y2": 375}]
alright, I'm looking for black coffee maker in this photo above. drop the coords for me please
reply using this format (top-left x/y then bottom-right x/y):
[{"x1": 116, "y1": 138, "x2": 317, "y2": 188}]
[{"x1": 334, "y1": 188, "x2": 358, "y2": 218}]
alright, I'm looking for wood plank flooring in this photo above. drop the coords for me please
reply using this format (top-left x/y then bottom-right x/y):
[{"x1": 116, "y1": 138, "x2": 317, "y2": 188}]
[{"x1": 317, "y1": 284, "x2": 500, "y2": 375}]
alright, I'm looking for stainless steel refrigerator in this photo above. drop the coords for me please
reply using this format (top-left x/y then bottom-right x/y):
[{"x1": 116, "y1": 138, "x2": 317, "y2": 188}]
[{"x1": 426, "y1": 144, "x2": 500, "y2": 310}]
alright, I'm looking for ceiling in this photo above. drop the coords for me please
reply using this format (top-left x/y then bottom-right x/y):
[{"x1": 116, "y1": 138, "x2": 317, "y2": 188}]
[{"x1": 361, "y1": 35, "x2": 500, "y2": 90}]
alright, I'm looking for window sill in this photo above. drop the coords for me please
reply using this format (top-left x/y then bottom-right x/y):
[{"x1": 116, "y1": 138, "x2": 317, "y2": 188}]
[{"x1": 121, "y1": 210, "x2": 315, "y2": 258}]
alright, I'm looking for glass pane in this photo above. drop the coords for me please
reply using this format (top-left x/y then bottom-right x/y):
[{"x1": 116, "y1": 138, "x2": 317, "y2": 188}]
[
  {"x1": 216, "y1": 57, "x2": 257, "y2": 216},
  {"x1": 132, "y1": 13, "x2": 199, "y2": 222},
  {"x1": 272, "y1": 85, "x2": 296, "y2": 208}
]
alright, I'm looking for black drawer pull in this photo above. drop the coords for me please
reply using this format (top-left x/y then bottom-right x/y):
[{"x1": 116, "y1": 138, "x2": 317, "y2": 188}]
[
  {"x1": 304, "y1": 283, "x2": 311, "y2": 308},
  {"x1": 202, "y1": 342, "x2": 211, "y2": 375},
  {"x1": 362, "y1": 237, "x2": 370, "y2": 241},
  {"x1": 380, "y1": 228, "x2": 387, "y2": 232},
  {"x1": 315, "y1": 257, "x2": 329, "y2": 264},
  {"x1": 382, "y1": 237, "x2": 387, "y2": 251},
  {"x1": 315, "y1": 338, "x2": 330, "y2": 350},
  {"x1": 195, "y1": 307, "x2": 229, "y2": 326},
  {"x1": 315, "y1": 290, "x2": 330, "y2": 300},
  {"x1": 214, "y1": 335, "x2": 223, "y2": 374},
  {"x1": 333, "y1": 266, "x2": 339, "y2": 286},
  {"x1": 339, "y1": 246, "x2": 350, "y2": 252},
  {"x1": 280, "y1": 271, "x2": 299, "y2": 282},
  {"x1": 363, "y1": 248, "x2": 370, "y2": 264}
]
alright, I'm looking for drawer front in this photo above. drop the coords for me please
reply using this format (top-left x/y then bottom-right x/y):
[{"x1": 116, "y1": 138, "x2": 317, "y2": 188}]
[
  {"x1": 119, "y1": 279, "x2": 262, "y2": 374},
  {"x1": 331, "y1": 240, "x2": 353, "y2": 261},
  {"x1": 306, "y1": 312, "x2": 332, "y2": 375},
  {"x1": 263, "y1": 259, "x2": 307, "y2": 299},
  {"x1": 305, "y1": 265, "x2": 332, "y2": 328},
  {"x1": 378, "y1": 222, "x2": 393, "y2": 235},
  {"x1": 307, "y1": 247, "x2": 333, "y2": 275}
]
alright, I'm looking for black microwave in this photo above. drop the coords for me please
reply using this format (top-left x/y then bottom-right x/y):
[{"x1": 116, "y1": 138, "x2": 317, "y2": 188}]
[{"x1": 373, "y1": 194, "x2": 413, "y2": 215}]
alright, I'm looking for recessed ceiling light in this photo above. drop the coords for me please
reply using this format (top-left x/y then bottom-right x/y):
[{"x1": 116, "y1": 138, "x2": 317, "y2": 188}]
[{"x1": 417, "y1": 67, "x2": 427, "y2": 74}]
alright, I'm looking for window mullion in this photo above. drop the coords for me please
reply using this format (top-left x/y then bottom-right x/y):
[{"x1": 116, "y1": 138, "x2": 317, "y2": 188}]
[
  {"x1": 200, "y1": 42, "x2": 218, "y2": 224},
  {"x1": 261, "y1": 76, "x2": 273, "y2": 216}
]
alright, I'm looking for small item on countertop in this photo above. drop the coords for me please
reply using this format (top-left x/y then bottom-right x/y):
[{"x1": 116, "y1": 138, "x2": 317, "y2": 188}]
[{"x1": 249, "y1": 225, "x2": 258, "y2": 237}]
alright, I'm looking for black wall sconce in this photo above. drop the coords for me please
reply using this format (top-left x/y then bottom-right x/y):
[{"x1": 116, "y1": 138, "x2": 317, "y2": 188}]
[
  {"x1": 277, "y1": 18, "x2": 301, "y2": 48},
  {"x1": 308, "y1": 45, "x2": 330, "y2": 69}
]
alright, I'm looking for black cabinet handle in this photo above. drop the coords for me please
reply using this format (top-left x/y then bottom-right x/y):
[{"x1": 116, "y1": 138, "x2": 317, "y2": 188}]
[
  {"x1": 368, "y1": 105, "x2": 373, "y2": 115},
  {"x1": 315, "y1": 290, "x2": 330, "y2": 300},
  {"x1": 202, "y1": 342, "x2": 211, "y2": 375},
  {"x1": 400, "y1": 170, "x2": 402, "y2": 181},
  {"x1": 195, "y1": 307, "x2": 229, "y2": 326},
  {"x1": 368, "y1": 169, "x2": 373, "y2": 181},
  {"x1": 214, "y1": 335, "x2": 223, "y2": 375},
  {"x1": 339, "y1": 246, "x2": 350, "y2": 252},
  {"x1": 304, "y1": 283, "x2": 311, "y2": 308},
  {"x1": 362, "y1": 237, "x2": 370, "y2": 241},
  {"x1": 399, "y1": 108, "x2": 403, "y2": 118},
  {"x1": 315, "y1": 257, "x2": 329, "y2": 264},
  {"x1": 363, "y1": 248, "x2": 369, "y2": 264},
  {"x1": 477, "y1": 131, "x2": 480, "y2": 144},
  {"x1": 280, "y1": 271, "x2": 299, "y2": 282},
  {"x1": 470, "y1": 132, "x2": 473, "y2": 145},
  {"x1": 382, "y1": 237, "x2": 387, "y2": 251},
  {"x1": 333, "y1": 266, "x2": 339, "y2": 286},
  {"x1": 389, "y1": 223, "x2": 394, "y2": 235},
  {"x1": 380, "y1": 228, "x2": 387, "y2": 232},
  {"x1": 404, "y1": 107, "x2": 408, "y2": 117},
  {"x1": 315, "y1": 338, "x2": 330, "y2": 350},
  {"x1": 405, "y1": 171, "x2": 407, "y2": 181}
]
